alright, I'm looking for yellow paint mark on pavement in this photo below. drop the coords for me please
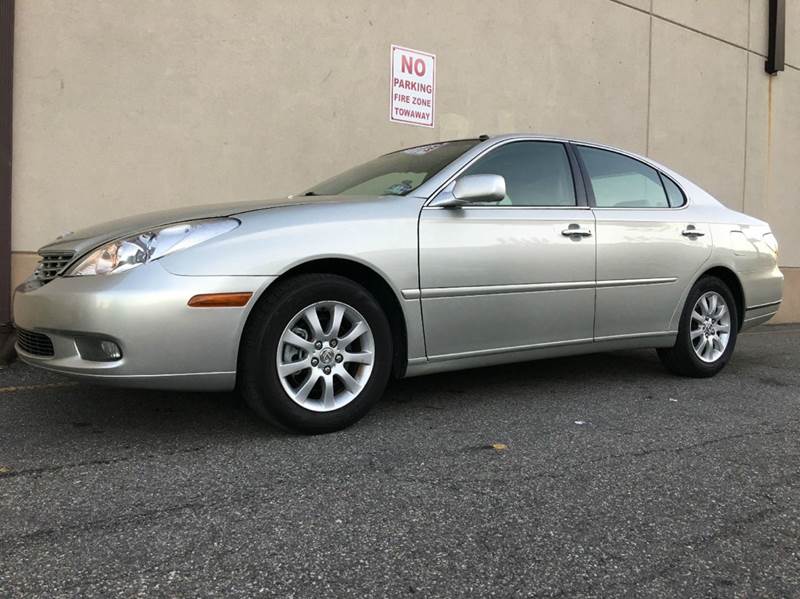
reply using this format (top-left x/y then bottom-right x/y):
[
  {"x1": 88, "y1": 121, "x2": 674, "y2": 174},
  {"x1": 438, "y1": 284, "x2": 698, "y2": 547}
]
[
  {"x1": 491, "y1": 443, "x2": 508, "y2": 451},
  {"x1": 0, "y1": 382, "x2": 78, "y2": 394},
  {"x1": 0, "y1": 466, "x2": 13, "y2": 475}
]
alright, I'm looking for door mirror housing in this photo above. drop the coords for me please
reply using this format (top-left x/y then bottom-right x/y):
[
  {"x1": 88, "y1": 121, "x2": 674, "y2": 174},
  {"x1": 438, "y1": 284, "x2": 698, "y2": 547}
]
[{"x1": 430, "y1": 174, "x2": 506, "y2": 207}]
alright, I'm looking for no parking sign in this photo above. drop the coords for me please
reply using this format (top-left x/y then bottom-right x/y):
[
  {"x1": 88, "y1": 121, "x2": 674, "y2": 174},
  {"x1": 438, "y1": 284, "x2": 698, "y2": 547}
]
[{"x1": 390, "y1": 45, "x2": 436, "y2": 128}]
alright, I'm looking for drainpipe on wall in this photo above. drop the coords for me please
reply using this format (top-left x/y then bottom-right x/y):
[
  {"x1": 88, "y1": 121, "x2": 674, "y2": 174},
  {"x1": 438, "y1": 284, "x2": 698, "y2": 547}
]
[
  {"x1": 0, "y1": 1, "x2": 15, "y2": 364},
  {"x1": 766, "y1": 0, "x2": 786, "y2": 74}
]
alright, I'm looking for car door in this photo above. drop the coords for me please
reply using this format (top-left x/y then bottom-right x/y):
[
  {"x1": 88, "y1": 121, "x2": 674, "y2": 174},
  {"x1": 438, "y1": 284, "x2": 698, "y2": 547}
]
[
  {"x1": 418, "y1": 140, "x2": 596, "y2": 359},
  {"x1": 575, "y1": 144, "x2": 712, "y2": 340}
]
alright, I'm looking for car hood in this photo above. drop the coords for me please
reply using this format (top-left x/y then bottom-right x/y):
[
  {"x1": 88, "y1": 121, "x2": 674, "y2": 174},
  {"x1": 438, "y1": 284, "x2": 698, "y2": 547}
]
[{"x1": 38, "y1": 195, "x2": 382, "y2": 256}]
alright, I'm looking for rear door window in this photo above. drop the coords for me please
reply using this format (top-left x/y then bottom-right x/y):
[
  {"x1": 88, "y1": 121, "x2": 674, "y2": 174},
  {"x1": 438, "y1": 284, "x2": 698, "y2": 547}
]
[{"x1": 577, "y1": 146, "x2": 669, "y2": 208}]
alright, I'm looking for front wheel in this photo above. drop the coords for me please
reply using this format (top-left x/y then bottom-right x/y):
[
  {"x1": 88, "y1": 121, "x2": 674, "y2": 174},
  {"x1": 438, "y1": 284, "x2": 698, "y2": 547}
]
[
  {"x1": 657, "y1": 276, "x2": 738, "y2": 378},
  {"x1": 239, "y1": 274, "x2": 393, "y2": 434}
]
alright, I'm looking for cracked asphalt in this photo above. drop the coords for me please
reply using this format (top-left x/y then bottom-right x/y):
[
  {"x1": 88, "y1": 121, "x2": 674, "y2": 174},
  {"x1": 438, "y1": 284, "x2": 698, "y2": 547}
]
[{"x1": 1, "y1": 325, "x2": 799, "y2": 597}]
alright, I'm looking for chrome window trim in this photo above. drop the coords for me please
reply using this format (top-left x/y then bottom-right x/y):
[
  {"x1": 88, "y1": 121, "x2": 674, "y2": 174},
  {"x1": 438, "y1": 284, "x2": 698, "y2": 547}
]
[
  {"x1": 590, "y1": 205, "x2": 690, "y2": 211},
  {"x1": 422, "y1": 205, "x2": 593, "y2": 211}
]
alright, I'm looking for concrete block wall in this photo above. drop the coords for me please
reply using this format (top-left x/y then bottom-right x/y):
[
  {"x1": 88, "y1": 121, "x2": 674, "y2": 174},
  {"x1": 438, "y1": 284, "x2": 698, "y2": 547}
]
[{"x1": 10, "y1": 0, "x2": 800, "y2": 322}]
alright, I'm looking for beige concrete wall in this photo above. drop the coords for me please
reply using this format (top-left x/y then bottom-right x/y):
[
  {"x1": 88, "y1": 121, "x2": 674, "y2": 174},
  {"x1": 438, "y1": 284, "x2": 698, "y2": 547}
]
[
  {"x1": 10, "y1": 0, "x2": 800, "y2": 321},
  {"x1": 648, "y1": 17, "x2": 748, "y2": 212},
  {"x1": 10, "y1": 252, "x2": 38, "y2": 293},
  {"x1": 774, "y1": 268, "x2": 800, "y2": 324}
]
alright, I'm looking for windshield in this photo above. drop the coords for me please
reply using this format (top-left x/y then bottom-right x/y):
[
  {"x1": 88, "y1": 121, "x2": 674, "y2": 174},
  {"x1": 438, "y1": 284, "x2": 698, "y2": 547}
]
[{"x1": 305, "y1": 139, "x2": 480, "y2": 196}]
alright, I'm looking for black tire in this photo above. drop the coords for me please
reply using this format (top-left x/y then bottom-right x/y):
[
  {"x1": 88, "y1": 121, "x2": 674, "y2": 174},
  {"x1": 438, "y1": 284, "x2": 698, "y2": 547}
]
[
  {"x1": 657, "y1": 275, "x2": 739, "y2": 378},
  {"x1": 239, "y1": 274, "x2": 393, "y2": 434}
]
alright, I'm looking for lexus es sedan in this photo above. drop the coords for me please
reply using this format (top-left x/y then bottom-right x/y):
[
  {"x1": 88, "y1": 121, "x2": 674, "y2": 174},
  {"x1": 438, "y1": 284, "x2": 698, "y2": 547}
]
[{"x1": 14, "y1": 135, "x2": 783, "y2": 433}]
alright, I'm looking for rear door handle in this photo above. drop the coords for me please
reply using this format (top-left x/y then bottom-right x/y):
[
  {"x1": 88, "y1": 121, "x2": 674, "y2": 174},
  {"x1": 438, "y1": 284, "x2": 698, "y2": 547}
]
[
  {"x1": 562, "y1": 225, "x2": 592, "y2": 237},
  {"x1": 682, "y1": 226, "x2": 705, "y2": 238}
]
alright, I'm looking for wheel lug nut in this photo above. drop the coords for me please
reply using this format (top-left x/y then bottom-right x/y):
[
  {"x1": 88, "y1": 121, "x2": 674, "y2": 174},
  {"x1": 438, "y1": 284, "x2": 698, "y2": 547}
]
[
  {"x1": 310, "y1": 357, "x2": 319, "y2": 367},
  {"x1": 329, "y1": 339, "x2": 338, "y2": 348},
  {"x1": 335, "y1": 354, "x2": 343, "y2": 363},
  {"x1": 314, "y1": 341, "x2": 323, "y2": 350},
  {"x1": 323, "y1": 366, "x2": 331, "y2": 375}
]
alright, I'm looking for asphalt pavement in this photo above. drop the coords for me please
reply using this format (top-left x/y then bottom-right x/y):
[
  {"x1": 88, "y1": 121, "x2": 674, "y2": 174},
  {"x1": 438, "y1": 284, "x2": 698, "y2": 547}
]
[{"x1": 1, "y1": 325, "x2": 799, "y2": 598}]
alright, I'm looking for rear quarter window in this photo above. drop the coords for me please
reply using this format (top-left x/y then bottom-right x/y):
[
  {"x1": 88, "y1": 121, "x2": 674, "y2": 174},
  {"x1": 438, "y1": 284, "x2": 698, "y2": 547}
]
[{"x1": 660, "y1": 174, "x2": 687, "y2": 207}]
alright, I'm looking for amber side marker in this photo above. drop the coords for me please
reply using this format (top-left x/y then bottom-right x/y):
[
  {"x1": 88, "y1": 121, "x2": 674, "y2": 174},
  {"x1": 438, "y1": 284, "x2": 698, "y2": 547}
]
[{"x1": 188, "y1": 292, "x2": 253, "y2": 308}]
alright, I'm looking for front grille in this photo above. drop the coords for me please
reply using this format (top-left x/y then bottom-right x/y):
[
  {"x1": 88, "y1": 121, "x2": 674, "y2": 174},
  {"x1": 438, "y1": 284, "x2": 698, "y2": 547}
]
[
  {"x1": 35, "y1": 251, "x2": 75, "y2": 283},
  {"x1": 16, "y1": 328, "x2": 55, "y2": 357}
]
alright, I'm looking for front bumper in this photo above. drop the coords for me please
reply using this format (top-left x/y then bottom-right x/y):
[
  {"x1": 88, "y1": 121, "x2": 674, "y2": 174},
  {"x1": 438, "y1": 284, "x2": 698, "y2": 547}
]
[{"x1": 12, "y1": 262, "x2": 275, "y2": 390}]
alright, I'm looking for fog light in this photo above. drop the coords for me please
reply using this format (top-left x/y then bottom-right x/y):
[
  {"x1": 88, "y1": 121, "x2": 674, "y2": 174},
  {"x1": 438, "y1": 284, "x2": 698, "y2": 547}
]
[{"x1": 75, "y1": 336, "x2": 123, "y2": 362}]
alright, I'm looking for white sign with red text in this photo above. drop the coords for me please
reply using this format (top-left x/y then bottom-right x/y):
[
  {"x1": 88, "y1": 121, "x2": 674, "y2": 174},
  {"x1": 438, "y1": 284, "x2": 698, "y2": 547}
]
[{"x1": 390, "y1": 45, "x2": 435, "y2": 128}]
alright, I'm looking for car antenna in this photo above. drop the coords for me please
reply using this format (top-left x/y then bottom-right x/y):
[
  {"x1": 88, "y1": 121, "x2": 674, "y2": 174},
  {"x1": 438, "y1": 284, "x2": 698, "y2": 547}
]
[{"x1": 478, "y1": 134, "x2": 490, "y2": 141}]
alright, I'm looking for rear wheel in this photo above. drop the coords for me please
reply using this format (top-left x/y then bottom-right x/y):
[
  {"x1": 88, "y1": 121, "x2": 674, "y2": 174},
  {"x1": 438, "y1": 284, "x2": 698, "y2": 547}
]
[
  {"x1": 239, "y1": 274, "x2": 393, "y2": 433},
  {"x1": 657, "y1": 276, "x2": 738, "y2": 378}
]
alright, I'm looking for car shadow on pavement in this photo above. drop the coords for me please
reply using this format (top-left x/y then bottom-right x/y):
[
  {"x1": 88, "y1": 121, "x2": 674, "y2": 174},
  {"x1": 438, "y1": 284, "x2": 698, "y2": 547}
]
[
  {"x1": 383, "y1": 348, "x2": 671, "y2": 405},
  {"x1": 2, "y1": 348, "x2": 674, "y2": 441}
]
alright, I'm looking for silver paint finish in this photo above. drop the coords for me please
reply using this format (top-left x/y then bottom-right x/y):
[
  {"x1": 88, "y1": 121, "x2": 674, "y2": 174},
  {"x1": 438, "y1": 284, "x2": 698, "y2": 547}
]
[
  {"x1": 429, "y1": 174, "x2": 506, "y2": 207},
  {"x1": 403, "y1": 332, "x2": 678, "y2": 378},
  {"x1": 13, "y1": 261, "x2": 273, "y2": 389},
  {"x1": 157, "y1": 196, "x2": 429, "y2": 362},
  {"x1": 13, "y1": 134, "x2": 784, "y2": 390},
  {"x1": 592, "y1": 208, "x2": 713, "y2": 338},
  {"x1": 418, "y1": 206, "x2": 595, "y2": 357}
]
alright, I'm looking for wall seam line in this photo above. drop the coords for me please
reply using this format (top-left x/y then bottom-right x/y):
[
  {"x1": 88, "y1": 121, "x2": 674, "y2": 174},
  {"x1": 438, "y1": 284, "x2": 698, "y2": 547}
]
[
  {"x1": 606, "y1": 0, "x2": 798, "y2": 71},
  {"x1": 742, "y1": 0, "x2": 751, "y2": 213},
  {"x1": 645, "y1": 1, "x2": 653, "y2": 156}
]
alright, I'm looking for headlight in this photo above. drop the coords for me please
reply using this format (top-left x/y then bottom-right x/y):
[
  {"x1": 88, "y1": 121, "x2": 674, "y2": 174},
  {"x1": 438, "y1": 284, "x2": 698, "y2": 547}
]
[
  {"x1": 65, "y1": 218, "x2": 239, "y2": 276},
  {"x1": 763, "y1": 232, "x2": 779, "y2": 255}
]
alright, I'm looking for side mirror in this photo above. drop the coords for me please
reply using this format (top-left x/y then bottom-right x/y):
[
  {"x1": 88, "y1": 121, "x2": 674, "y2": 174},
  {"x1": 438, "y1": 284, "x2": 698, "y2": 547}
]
[{"x1": 430, "y1": 174, "x2": 506, "y2": 207}]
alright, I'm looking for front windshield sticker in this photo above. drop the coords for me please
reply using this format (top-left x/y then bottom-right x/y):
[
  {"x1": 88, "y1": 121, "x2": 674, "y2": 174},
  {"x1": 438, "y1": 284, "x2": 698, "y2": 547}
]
[
  {"x1": 304, "y1": 139, "x2": 479, "y2": 197},
  {"x1": 384, "y1": 180, "x2": 415, "y2": 195},
  {"x1": 403, "y1": 143, "x2": 445, "y2": 155},
  {"x1": 390, "y1": 45, "x2": 436, "y2": 128}
]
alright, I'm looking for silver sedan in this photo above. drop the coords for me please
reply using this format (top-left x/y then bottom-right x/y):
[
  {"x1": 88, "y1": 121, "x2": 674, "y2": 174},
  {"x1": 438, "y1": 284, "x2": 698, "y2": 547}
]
[{"x1": 13, "y1": 135, "x2": 783, "y2": 433}]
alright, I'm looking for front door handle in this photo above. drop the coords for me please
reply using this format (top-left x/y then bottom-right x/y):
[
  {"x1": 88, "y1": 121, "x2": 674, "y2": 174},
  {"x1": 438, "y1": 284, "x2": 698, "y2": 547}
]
[
  {"x1": 562, "y1": 225, "x2": 592, "y2": 237},
  {"x1": 682, "y1": 225, "x2": 705, "y2": 238}
]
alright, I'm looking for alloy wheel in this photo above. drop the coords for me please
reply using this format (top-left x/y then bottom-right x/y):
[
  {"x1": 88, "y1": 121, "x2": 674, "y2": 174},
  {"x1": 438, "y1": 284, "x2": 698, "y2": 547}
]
[
  {"x1": 276, "y1": 301, "x2": 375, "y2": 412},
  {"x1": 690, "y1": 291, "x2": 731, "y2": 363}
]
